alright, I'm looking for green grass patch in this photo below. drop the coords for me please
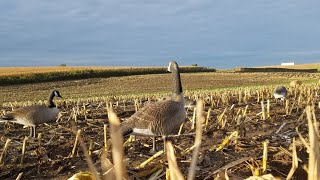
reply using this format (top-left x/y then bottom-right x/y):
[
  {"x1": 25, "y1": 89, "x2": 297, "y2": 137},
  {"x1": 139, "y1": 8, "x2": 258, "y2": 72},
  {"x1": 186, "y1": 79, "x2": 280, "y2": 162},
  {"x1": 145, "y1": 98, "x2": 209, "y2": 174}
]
[{"x1": 0, "y1": 66, "x2": 216, "y2": 86}]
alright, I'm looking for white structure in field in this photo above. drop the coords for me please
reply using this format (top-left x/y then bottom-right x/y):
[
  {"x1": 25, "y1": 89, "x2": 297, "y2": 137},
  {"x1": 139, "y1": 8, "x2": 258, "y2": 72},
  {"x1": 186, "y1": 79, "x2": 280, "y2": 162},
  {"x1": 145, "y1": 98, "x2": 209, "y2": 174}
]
[{"x1": 281, "y1": 62, "x2": 295, "y2": 66}]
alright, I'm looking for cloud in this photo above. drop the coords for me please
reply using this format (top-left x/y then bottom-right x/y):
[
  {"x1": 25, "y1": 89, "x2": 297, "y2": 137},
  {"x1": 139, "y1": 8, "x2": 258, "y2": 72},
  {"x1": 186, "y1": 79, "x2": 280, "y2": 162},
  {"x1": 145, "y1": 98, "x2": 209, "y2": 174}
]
[{"x1": 0, "y1": 0, "x2": 319, "y2": 67}]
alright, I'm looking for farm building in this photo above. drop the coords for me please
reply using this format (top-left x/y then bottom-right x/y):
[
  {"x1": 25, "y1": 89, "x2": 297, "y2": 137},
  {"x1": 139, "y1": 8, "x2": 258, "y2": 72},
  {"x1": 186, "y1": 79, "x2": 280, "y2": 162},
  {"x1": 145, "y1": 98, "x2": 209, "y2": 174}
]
[{"x1": 281, "y1": 62, "x2": 295, "y2": 66}]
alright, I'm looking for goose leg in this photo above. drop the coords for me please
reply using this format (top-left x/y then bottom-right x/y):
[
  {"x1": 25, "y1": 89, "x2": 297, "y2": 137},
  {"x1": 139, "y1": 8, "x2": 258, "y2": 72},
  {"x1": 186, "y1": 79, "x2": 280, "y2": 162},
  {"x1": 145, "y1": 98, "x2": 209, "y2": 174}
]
[
  {"x1": 162, "y1": 136, "x2": 167, "y2": 153},
  {"x1": 29, "y1": 126, "x2": 33, "y2": 137},
  {"x1": 152, "y1": 137, "x2": 156, "y2": 152},
  {"x1": 33, "y1": 126, "x2": 36, "y2": 138}
]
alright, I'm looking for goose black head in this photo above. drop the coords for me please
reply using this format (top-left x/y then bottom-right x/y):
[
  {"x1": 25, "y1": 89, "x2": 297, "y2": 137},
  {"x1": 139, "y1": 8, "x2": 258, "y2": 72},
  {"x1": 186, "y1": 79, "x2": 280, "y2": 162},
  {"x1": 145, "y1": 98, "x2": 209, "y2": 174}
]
[{"x1": 53, "y1": 90, "x2": 63, "y2": 98}]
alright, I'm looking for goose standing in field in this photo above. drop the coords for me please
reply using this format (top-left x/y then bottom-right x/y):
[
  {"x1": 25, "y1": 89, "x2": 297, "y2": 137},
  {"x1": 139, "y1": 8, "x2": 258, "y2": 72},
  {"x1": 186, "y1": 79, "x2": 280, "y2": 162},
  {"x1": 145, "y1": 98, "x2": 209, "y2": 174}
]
[
  {"x1": 0, "y1": 90, "x2": 62, "y2": 137},
  {"x1": 122, "y1": 61, "x2": 186, "y2": 152},
  {"x1": 273, "y1": 86, "x2": 288, "y2": 101}
]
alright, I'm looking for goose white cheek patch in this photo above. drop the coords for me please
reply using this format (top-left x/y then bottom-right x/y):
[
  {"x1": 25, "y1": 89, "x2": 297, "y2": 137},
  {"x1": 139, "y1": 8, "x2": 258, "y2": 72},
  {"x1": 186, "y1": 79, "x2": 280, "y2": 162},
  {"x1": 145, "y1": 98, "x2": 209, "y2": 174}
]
[{"x1": 168, "y1": 62, "x2": 172, "y2": 72}]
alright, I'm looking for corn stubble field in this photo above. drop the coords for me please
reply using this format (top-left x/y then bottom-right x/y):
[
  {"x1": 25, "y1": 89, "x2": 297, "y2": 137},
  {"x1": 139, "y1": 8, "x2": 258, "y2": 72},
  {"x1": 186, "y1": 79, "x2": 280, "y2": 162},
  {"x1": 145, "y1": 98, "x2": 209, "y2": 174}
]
[{"x1": 0, "y1": 71, "x2": 320, "y2": 179}]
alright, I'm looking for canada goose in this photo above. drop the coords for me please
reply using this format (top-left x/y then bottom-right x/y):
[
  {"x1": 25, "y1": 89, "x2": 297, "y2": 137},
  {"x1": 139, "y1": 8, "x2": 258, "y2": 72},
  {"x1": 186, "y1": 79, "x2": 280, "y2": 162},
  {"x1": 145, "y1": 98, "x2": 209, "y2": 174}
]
[
  {"x1": 122, "y1": 61, "x2": 185, "y2": 152},
  {"x1": 273, "y1": 86, "x2": 288, "y2": 100},
  {"x1": 0, "y1": 90, "x2": 62, "y2": 137}
]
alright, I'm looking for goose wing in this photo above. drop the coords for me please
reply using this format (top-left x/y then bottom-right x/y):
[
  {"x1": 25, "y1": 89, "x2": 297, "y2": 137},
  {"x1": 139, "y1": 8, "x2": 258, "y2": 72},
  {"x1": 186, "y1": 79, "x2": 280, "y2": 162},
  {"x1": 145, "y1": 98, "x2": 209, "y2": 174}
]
[
  {"x1": 122, "y1": 99, "x2": 185, "y2": 135},
  {"x1": 6, "y1": 105, "x2": 59, "y2": 125}
]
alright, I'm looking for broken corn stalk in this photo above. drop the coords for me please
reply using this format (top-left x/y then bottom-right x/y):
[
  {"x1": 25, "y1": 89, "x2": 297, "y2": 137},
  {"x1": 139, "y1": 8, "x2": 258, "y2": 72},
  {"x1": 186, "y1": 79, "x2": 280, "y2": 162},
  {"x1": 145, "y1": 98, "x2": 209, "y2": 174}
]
[
  {"x1": 136, "y1": 150, "x2": 164, "y2": 169},
  {"x1": 210, "y1": 131, "x2": 238, "y2": 152},
  {"x1": 0, "y1": 138, "x2": 11, "y2": 165}
]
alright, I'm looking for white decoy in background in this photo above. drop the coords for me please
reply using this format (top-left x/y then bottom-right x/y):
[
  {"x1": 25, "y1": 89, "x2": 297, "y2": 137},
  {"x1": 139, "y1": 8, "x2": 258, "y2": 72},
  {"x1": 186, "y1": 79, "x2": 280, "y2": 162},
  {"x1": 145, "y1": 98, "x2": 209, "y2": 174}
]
[
  {"x1": 273, "y1": 86, "x2": 288, "y2": 101},
  {"x1": 0, "y1": 90, "x2": 62, "y2": 137},
  {"x1": 122, "y1": 61, "x2": 186, "y2": 152}
]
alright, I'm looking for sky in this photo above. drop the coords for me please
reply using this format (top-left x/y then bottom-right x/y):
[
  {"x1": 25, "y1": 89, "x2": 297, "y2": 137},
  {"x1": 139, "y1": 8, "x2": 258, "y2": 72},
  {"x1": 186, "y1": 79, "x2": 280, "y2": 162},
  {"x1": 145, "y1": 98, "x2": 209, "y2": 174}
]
[{"x1": 0, "y1": 0, "x2": 320, "y2": 69}]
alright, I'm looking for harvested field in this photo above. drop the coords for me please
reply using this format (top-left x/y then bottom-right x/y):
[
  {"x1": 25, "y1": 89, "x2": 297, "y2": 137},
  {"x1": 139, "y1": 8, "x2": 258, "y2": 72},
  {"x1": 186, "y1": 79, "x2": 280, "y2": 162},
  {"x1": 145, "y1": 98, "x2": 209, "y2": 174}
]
[
  {"x1": 0, "y1": 71, "x2": 320, "y2": 179},
  {"x1": 0, "y1": 66, "x2": 215, "y2": 86},
  {"x1": 0, "y1": 66, "x2": 216, "y2": 77},
  {"x1": 0, "y1": 72, "x2": 319, "y2": 104},
  {"x1": 0, "y1": 66, "x2": 149, "y2": 76}
]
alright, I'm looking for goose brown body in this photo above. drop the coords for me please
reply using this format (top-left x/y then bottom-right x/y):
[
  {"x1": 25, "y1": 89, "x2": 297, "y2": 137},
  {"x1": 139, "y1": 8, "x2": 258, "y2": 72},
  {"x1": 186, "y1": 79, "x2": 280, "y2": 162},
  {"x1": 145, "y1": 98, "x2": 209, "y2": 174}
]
[
  {"x1": 159, "y1": 94, "x2": 195, "y2": 108},
  {"x1": 122, "y1": 94, "x2": 185, "y2": 136},
  {"x1": 3, "y1": 105, "x2": 59, "y2": 126}
]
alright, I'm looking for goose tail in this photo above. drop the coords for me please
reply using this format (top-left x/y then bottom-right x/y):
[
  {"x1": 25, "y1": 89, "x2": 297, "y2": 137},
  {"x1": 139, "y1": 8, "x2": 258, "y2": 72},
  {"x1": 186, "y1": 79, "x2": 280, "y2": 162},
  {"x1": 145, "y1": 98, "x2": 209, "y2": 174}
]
[
  {"x1": 122, "y1": 125, "x2": 133, "y2": 137},
  {"x1": 0, "y1": 114, "x2": 14, "y2": 121},
  {"x1": 0, "y1": 114, "x2": 15, "y2": 122}
]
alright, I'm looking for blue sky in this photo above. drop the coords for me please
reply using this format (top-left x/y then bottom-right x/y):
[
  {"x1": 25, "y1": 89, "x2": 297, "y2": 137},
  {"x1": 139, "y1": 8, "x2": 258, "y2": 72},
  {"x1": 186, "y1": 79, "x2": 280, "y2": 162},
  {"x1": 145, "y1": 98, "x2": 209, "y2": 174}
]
[{"x1": 0, "y1": 0, "x2": 319, "y2": 68}]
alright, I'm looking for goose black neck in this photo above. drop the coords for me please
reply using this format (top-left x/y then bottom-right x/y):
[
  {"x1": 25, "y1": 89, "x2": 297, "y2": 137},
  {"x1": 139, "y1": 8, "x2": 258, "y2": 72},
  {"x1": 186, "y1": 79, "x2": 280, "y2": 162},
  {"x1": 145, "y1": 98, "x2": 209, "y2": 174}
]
[
  {"x1": 48, "y1": 93, "x2": 56, "y2": 108},
  {"x1": 172, "y1": 66, "x2": 183, "y2": 94}
]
